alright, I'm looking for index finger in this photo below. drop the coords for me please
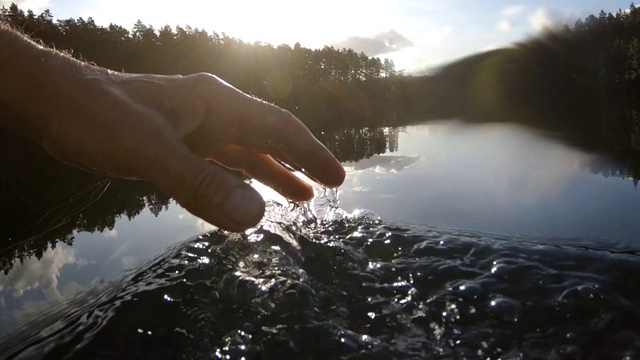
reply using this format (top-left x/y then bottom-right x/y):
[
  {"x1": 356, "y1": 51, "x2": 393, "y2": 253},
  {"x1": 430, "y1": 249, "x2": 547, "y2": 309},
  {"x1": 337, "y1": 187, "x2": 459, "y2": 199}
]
[
  {"x1": 240, "y1": 102, "x2": 346, "y2": 188},
  {"x1": 201, "y1": 77, "x2": 345, "y2": 188},
  {"x1": 184, "y1": 74, "x2": 345, "y2": 188}
]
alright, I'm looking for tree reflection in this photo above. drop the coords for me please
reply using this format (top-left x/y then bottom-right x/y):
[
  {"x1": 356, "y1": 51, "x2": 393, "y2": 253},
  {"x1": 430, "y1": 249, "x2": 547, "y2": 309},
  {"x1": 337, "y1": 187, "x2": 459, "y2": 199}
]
[
  {"x1": 1, "y1": 124, "x2": 640, "y2": 275},
  {"x1": 0, "y1": 131, "x2": 171, "y2": 275},
  {"x1": 584, "y1": 156, "x2": 640, "y2": 187},
  {"x1": 317, "y1": 127, "x2": 401, "y2": 162},
  {"x1": 0, "y1": 127, "x2": 402, "y2": 274}
]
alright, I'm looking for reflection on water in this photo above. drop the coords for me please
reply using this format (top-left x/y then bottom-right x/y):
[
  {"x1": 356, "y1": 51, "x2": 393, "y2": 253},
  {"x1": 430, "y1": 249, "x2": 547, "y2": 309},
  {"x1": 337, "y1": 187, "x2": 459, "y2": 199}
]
[
  {"x1": 1, "y1": 122, "x2": 640, "y2": 358},
  {"x1": 317, "y1": 127, "x2": 400, "y2": 163},
  {"x1": 343, "y1": 155, "x2": 420, "y2": 174},
  {"x1": 0, "y1": 246, "x2": 78, "y2": 301},
  {"x1": 338, "y1": 123, "x2": 640, "y2": 242},
  {"x1": 2, "y1": 188, "x2": 640, "y2": 359}
]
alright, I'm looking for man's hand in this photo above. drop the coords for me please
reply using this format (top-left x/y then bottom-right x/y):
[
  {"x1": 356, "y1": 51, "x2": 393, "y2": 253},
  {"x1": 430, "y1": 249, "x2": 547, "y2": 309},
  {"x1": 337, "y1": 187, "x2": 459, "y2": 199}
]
[{"x1": 0, "y1": 26, "x2": 346, "y2": 232}]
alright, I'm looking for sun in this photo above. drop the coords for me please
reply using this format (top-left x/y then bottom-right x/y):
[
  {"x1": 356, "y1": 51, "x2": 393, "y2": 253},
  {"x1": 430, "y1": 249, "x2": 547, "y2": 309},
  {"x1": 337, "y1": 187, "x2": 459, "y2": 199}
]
[
  {"x1": 85, "y1": 0, "x2": 394, "y2": 49},
  {"x1": 206, "y1": 1, "x2": 309, "y2": 45},
  {"x1": 186, "y1": 0, "x2": 346, "y2": 47}
]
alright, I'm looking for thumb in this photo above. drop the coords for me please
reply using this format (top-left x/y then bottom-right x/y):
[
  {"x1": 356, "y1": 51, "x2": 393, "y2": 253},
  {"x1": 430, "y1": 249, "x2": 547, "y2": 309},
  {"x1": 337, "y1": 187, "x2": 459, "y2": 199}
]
[{"x1": 149, "y1": 144, "x2": 266, "y2": 232}]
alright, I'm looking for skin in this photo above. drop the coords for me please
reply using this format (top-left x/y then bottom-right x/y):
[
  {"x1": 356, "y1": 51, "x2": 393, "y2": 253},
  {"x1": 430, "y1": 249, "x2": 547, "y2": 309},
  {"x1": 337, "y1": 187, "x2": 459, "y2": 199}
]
[{"x1": 0, "y1": 24, "x2": 346, "y2": 232}]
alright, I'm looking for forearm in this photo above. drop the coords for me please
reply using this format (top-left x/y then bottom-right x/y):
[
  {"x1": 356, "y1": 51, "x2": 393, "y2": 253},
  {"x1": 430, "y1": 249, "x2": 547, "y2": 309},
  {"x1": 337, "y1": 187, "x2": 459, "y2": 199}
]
[{"x1": 0, "y1": 24, "x2": 90, "y2": 141}]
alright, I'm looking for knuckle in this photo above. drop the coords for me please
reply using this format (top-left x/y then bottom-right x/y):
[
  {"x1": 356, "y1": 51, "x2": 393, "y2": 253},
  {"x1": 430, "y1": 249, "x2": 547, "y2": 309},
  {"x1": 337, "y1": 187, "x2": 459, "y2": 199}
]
[
  {"x1": 187, "y1": 72, "x2": 223, "y2": 92},
  {"x1": 189, "y1": 72, "x2": 216, "y2": 82}
]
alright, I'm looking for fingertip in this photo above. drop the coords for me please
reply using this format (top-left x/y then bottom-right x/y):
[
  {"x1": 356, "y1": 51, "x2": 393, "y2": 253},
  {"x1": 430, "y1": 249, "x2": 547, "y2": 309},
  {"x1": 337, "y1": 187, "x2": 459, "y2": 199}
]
[
  {"x1": 319, "y1": 156, "x2": 346, "y2": 188},
  {"x1": 157, "y1": 158, "x2": 266, "y2": 232},
  {"x1": 291, "y1": 182, "x2": 315, "y2": 202},
  {"x1": 330, "y1": 160, "x2": 347, "y2": 187},
  {"x1": 221, "y1": 185, "x2": 266, "y2": 230}
]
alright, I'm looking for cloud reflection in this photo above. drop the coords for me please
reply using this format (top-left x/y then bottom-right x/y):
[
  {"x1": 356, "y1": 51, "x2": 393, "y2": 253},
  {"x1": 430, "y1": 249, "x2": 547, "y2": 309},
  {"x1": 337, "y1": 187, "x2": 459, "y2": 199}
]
[
  {"x1": 102, "y1": 228, "x2": 118, "y2": 238},
  {"x1": 196, "y1": 219, "x2": 216, "y2": 233},
  {"x1": 336, "y1": 123, "x2": 640, "y2": 240},
  {"x1": 0, "y1": 246, "x2": 78, "y2": 300},
  {"x1": 343, "y1": 155, "x2": 421, "y2": 174}
]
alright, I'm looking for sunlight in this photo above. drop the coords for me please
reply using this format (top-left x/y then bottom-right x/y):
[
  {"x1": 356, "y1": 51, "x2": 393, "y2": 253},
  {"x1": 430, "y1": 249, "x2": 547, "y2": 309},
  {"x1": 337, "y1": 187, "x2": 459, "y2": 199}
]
[
  {"x1": 181, "y1": 0, "x2": 395, "y2": 47},
  {"x1": 203, "y1": 1, "x2": 319, "y2": 46},
  {"x1": 77, "y1": 0, "x2": 425, "y2": 71},
  {"x1": 83, "y1": 0, "x2": 396, "y2": 48}
]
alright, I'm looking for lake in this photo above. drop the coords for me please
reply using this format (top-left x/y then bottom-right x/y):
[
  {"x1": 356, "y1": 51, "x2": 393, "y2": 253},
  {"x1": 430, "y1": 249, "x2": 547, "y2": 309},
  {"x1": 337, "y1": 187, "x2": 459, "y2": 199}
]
[{"x1": 1, "y1": 122, "x2": 640, "y2": 359}]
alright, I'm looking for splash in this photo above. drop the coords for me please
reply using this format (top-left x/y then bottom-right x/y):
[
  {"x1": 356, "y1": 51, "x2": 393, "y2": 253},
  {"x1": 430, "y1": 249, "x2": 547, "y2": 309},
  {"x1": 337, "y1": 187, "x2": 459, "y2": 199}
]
[
  {"x1": 308, "y1": 186, "x2": 346, "y2": 224},
  {"x1": 261, "y1": 181, "x2": 380, "y2": 233}
]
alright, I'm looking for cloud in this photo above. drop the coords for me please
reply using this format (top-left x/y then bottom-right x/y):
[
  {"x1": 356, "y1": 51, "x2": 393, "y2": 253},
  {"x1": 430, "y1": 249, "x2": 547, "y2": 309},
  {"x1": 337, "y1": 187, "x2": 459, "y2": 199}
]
[
  {"x1": 499, "y1": 19, "x2": 513, "y2": 32},
  {"x1": 333, "y1": 29, "x2": 414, "y2": 56},
  {"x1": 498, "y1": 4, "x2": 526, "y2": 32},
  {"x1": 120, "y1": 255, "x2": 137, "y2": 270},
  {"x1": 196, "y1": 219, "x2": 216, "y2": 233},
  {"x1": 104, "y1": 242, "x2": 130, "y2": 266},
  {"x1": 528, "y1": 8, "x2": 561, "y2": 32},
  {"x1": 351, "y1": 186, "x2": 370, "y2": 192},
  {"x1": 103, "y1": 228, "x2": 118, "y2": 238},
  {"x1": 0, "y1": 0, "x2": 51, "y2": 12},
  {"x1": 344, "y1": 155, "x2": 421, "y2": 174},
  {"x1": 502, "y1": 5, "x2": 527, "y2": 17},
  {"x1": 0, "y1": 247, "x2": 77, "y2": 300}
]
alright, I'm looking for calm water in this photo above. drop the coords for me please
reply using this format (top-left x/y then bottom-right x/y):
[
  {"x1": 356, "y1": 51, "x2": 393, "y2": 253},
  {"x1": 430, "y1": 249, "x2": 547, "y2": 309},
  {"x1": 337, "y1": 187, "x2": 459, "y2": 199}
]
[{"x1": 1, "y1": 122, "x2": 640, "y2": 359}]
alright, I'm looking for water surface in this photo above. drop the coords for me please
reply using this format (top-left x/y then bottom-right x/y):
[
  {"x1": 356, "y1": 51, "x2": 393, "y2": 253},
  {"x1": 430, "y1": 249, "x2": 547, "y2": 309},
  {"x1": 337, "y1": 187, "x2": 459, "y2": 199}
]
[
  {"x1": 337, "y1": 123, "x2": 640, "y2": 243},
  {"x1": 1, "y1": 122, "x2": 640, "y2": 359}
]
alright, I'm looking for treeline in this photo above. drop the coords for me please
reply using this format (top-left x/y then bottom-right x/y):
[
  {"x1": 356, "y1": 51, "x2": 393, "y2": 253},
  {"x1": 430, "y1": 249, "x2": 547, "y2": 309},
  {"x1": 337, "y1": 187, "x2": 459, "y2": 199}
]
[
  {"x1": 0, "y1": 3, "x2": 401, "y2": 130},
  {"x1": 401, "y1": 4, "x2": 640, "y2": 158},
  {"x1": 574, "y1": 6, "x2": 640, "y2": 102},
  {"x1": 5, "y1": 3, "x2": 640, "y2": 155}
]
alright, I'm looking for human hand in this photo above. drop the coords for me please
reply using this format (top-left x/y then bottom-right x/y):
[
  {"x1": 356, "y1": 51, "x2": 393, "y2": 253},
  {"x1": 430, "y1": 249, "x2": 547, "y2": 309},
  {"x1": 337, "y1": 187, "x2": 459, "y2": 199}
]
[{"x1": 7, "y1": 49, "x2": 345, "y2": 231}]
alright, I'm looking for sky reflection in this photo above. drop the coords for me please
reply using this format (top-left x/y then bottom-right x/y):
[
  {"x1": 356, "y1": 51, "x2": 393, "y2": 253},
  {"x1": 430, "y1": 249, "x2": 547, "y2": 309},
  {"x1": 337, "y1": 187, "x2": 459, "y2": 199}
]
[
  {"x1": 0, "y1": 202, "x2": 214, "y2": 330},
  {"x1": 3, "y1": 121, "x2": 640, "y2": 331},
  {"x1": 338, "y1": 123, "x2": 640, "y2": 244}
]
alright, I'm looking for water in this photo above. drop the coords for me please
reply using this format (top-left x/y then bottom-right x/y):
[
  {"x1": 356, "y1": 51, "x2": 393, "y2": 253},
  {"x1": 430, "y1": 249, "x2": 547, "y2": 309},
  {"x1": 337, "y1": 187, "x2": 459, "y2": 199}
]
[
  {"x1": 1, "y1": 123, "x2": 640, "y2": 359},
  {"x1": 336, "y1": 124, "x2": 640, "y2": 242}
]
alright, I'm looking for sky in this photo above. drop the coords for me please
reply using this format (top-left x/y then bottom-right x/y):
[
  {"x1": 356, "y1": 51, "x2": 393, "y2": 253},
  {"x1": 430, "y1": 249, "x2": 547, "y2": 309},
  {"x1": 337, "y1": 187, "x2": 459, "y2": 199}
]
[{"x1": 1, "y1": 0, "x2": 633, "y2": 73}]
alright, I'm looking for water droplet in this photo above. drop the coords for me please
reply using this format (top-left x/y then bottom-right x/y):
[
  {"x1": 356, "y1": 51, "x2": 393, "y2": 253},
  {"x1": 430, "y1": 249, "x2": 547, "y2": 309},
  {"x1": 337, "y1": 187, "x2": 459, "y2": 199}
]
[{"x1": 489, "y1": 297, "x2": 520, "y2": 323}]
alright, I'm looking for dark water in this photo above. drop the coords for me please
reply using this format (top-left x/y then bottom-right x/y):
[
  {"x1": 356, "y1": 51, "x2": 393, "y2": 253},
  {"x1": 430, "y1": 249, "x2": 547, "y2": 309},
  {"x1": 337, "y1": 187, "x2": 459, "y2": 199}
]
[{"x1": 2, "y1": 123, "x2": 640, "y2": 359}]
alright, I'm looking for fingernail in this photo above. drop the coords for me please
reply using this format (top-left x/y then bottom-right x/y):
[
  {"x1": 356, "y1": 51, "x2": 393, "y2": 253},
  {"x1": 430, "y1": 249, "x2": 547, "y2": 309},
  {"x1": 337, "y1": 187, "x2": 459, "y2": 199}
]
[{"x1": 223, "y1": 187, "x2": 265, "y2": 226}]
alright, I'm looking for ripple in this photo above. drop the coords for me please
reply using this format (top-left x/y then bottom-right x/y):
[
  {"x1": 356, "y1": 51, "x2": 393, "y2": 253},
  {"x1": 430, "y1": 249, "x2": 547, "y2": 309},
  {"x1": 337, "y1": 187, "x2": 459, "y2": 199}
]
[
  {"x1": 488, "y1": 297, "x2": 520, "y2": 323},
  {"x1": 3, "y1": 202, "x2": 640, "y2": 359}
]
